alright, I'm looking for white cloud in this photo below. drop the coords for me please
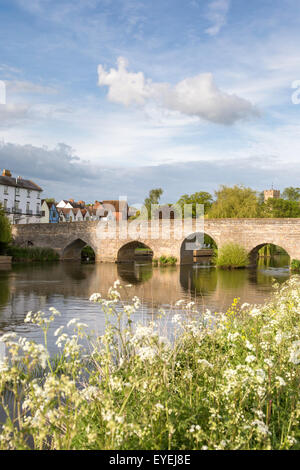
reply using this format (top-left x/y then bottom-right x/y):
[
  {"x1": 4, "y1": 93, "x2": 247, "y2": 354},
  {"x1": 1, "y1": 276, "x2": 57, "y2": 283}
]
[
  {"x1": 0, "y1": 103, "x2": 30, "y2": 128},
  {"x1": 6, "y1": 80, "x2": 57, "y2": 95},
  {"x1": 204, "y1": 0, "x2": 230, "y2": 36},
  {"x1": 98, "y1": 57, "x2": 258, "y2": 125}
]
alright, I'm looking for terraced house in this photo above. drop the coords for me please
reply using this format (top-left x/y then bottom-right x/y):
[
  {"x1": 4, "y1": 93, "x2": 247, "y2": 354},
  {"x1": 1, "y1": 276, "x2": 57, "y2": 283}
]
[{"x1": 0, "y1": 169, "x2": 43, "y2": 224}]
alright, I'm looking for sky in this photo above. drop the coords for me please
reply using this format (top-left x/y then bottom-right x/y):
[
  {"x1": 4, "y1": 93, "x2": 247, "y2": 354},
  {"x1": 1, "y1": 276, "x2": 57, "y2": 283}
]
[{"x1": 0, "y1": 0, "x2": 300, "y2": 204}]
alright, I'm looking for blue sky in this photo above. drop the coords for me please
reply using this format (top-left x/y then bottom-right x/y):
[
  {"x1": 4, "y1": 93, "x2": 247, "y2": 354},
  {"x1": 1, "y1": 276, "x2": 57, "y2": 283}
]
[{"x1": 0, "y1": 0, "x2": 300, "y2": 203}]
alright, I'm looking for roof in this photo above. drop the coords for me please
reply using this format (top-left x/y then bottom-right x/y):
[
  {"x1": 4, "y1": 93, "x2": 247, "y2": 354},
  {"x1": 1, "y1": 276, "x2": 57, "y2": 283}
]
[
  {"x1": 42, "y1": 200, "x2": 57, "y2": 209},
  {"x1": 102, "y1": 200, "x2": 128, "y2": 213},
  {"x1": 0, "y1": 175, "x2": 42, "y2": 192}
]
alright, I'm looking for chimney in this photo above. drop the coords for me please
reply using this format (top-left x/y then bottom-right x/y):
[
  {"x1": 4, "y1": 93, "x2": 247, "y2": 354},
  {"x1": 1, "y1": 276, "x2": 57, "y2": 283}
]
[
  {"x1": 2, "y1": 169, "x2": 12, "y2": 177},
  {"x1": 69, "y1": 198, "x2": 74, "y2": 203}
]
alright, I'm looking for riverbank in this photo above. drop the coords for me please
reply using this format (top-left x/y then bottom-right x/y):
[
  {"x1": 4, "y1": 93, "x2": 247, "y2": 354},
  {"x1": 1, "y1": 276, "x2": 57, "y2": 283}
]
[
  {"x1": 5, "y1": 245, "x2": 59, "y2": 262},
  {"x1": 0, "y1": 275, "x2": 299, "y2": 450}
]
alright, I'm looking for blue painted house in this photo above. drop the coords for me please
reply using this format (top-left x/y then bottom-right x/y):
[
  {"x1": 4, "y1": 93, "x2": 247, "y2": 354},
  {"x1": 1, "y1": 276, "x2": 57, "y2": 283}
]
[{"x1": 41, "y1": 200, "x2": 60, "y2": 223}]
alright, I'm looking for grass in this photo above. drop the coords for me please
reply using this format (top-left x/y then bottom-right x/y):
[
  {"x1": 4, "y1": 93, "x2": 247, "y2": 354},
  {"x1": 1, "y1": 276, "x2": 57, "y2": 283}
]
[
  {"x1": 0, "y1": 277, "x2": 299, "y2": 450},
  {"x1": 6, "y1": 245, "x2": 59, "y2": 262},
  {"x1": 213, "y1": 242, "x2": 249, "y2": 269}
]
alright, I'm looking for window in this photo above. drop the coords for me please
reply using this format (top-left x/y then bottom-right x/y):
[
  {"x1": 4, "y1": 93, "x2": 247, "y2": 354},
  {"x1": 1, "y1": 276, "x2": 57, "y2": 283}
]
[
  {"x1": 3, "y1": 199, "x2": 7, "y2": 209},
  {"x1": 26, "y1": 202, "x2": 30, "y2": 214},
  {"x1": 37, "y1": 192, "x2": 41, "y2": 199},
  {"x1": 15, "y1": 187, "x2": 20, "y2": 196},
  {"x1": 27, "y1": 190, "x2": 31, "y2": 198},
  {"x1": 36, "y1": 203, "x2": 40, "y2": 215},
  {"x1": 4, "y1": 186, "x2": 8, "y2": 195}
]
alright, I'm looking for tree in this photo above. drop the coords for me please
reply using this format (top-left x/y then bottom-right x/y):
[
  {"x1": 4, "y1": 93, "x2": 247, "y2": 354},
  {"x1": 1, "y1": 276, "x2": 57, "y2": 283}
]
[
  {"x1": 144, "y1": 188, "x2": 163, "y2": 218},
  {"x1": 208, "y1": 185, "x2": 259, "y2": 218},
  {"x1": 260, "y1": 198, "x2": 300, "y2": 218},
  {"x1": 282, "y1": 187, "x2": 300, "y2": 202},
  {"x1": 177, "y1": 192, "x2": 213, "y2": 218},
  {"x1": 0, "y1": 203, "x2": 12, "y2": 254},
  {"x1": 44, "y1": 198, "x2": 56, "y2": 204}
]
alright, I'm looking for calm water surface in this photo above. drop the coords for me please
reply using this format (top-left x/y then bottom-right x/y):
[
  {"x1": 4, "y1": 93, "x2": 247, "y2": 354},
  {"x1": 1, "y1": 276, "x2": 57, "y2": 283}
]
[{"x1": 0, "y1": 256, "x2": 291, "y2": 355}]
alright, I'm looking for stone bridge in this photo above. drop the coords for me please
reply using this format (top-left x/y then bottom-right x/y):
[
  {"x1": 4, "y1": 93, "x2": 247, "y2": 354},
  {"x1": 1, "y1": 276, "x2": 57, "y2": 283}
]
[{"x1": 11, "y1": 218, "x2": 300, "y2": 265}]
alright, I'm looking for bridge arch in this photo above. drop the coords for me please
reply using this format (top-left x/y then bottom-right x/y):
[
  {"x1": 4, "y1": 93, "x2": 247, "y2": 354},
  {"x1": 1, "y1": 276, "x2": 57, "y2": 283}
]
[
  {"x1": 248, "y1": 242, "x2": 291, "y2": 266},
  {"x1": 180, "y1": 232, "x2": 217, "y2": 265},
  {"x1": 117, "y1": 241, "x2": 154, "y2": 263},
  {"x1": 62, "y1": 238, "x2": 97, "y2": 261}
]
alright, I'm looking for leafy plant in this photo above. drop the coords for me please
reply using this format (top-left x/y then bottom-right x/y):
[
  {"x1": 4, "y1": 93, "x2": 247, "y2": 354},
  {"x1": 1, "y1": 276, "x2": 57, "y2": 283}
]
[
  {"x1": 159, "y1": 255, "x2": 177, "y2": 266},
  {"x1": 290, "y1": 259, "x2": 300, "y2": 272},
  {"x1": 213, "y1": 242, "x2": 249, "y2": 269}
]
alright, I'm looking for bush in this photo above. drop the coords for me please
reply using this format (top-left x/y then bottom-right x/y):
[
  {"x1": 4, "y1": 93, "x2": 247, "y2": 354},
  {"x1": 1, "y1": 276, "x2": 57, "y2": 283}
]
[
  {"x1": 291, "y1": 259, "x2": 300, "y2": 272},
  {"x1": 6, "y1": 245, "x2": 59, "y2": 262},
  {"x1": 159, "y1": 255, "x2": 177, "y2": 266},
  {"x1": 213, "y1": 242, "x2": 249, "y2": 269},
  {"x1": 0, "y1": 277, "x2": 299, "y2": 449},
  {"x1": 0, "y1": 204, "x2": 12, "y2": 254}
]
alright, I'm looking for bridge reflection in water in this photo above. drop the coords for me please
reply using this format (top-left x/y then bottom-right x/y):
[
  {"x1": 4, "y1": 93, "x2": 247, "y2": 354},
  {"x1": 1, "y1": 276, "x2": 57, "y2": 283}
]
[{"x1": 0, "y1": 255, "x2": 290, "y2": 330}]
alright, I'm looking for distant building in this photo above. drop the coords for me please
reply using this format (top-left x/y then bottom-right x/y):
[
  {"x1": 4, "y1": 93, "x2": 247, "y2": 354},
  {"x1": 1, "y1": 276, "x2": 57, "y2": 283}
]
[
  {"x1": 264, "y1": 189, "x2": 281, "y2": 202},
  {"x1": 0, "y1": 169, "x2": 43, "y2": 224},
  {"x1": 40, "y1": 200, "x2": 59, "y2": 224},
  {"x1": 101, "y1": 200, "x2": 128, "y2": 221},
  {"x1": 55, "y1": 199, "x2": 128, "y2": 222}
]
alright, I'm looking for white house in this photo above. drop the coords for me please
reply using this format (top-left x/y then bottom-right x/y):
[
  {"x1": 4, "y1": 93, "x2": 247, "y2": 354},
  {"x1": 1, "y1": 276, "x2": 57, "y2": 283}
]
[{"x1": 0, "y1": 169, "x2": 43, "y2": 224}]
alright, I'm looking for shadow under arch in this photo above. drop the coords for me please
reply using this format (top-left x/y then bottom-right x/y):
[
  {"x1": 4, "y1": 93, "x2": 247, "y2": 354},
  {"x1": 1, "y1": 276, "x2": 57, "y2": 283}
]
[
  {"x1": 117, "y1": 241, "x2": 153, "y2": 263},
  {"x1": 62, "y1": 238, "x2": 96, "y2": 261},
  {"x1": 117, "y1": 263, "x2": 153, "y2": 285},
  {"x1": 180, "y1": 232, "x2": 217, "y2": 265},
  {"x1": 248, "y1": 243, "x2": 291, "y2": 267},
  {"x1": 180, "y1": 264, "x2": 218, "y2": 296}
]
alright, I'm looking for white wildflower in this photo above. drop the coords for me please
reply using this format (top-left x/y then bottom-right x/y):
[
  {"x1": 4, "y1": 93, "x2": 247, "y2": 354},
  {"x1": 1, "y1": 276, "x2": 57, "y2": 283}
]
[
  {"x1": 197, "y1": 359, "x2": 213, "y2": 368},
  {"x1": 251, "y1": 420, "x2": 271, "y2": 436},
  {"x1": 256, "y1": 369, "x2": 266, "y2": 383},
  {"x1": 289, "y1": 340, "x2": 300, "y2": 365},
  {"x1": 241, "y1": 302, "x2": 250, "y2": 310},
  {"x1": 245, "y1": 355, "x2": 256, "y2": 364},
  {"x1": 54, "y1": 326, "x2": 64, "y2": 337},
  {"x1": 0, "y1": 332, "x2": 17, "y2": 343},
  {"x1": 89, "y1": 293, "x2": 101, "y2": 302},
  {"x1": 275, "y1": 376, "x2": 286, "y2": 387},
  {"x1": 249, "y1": 307, "x2": 262, "y2": 317},
  {"x1": 245, "y1": 340, "x2": 255, "y2": 351},
  {"x1": 155, "y1": 403, "x2": 164, "y2": 410},
  {"x1": 67, "y1": 318, "x2": 78, "y2": 328},
  {"x1": 264, "y1": 358, "x2": 273, "y2": 367},
  {"x1": 171, "y1": 314, "x2": 182, "y2": 324}
]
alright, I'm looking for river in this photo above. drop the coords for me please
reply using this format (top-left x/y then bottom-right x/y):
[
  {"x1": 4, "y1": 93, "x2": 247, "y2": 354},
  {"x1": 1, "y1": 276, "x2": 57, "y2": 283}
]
[{"x1": 0, "y1": 255, "x2": 291, "y2": 356}]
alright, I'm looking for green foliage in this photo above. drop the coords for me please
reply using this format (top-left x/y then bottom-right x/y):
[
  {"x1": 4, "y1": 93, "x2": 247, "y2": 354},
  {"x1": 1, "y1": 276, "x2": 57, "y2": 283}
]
[
  {"x1": 290, "y1": 259, "x2": 300, "y2": 272},
  {"x1": 6, "y1": 245, "x2": 59, "y2": 262},
  {"x1": 0, "y1": 278, "x2": 300, "y2": 450},
  {"x1": 0, "y1": 203, "x2": 12, "y2": 254},
  {"x1": 282, "y1": 187, "x2": 300, "y2": 202},
  {"x1": 81, "y1": 245, "x2": 95, "y2": 261},
  {"x1": 213, "y1": 242, "x2": 249, "y2": 269},
  {"x1": 44, "y1": 198, "x2": 56, "y2": 204},
  {"x1": 208, "y1": 185, "x2": 259, "y2": 218},
  {"x1": 159, "y1": 255, "x2": 177, "y2": 266},
  {"x1": 144, "y1": 188, "x2": 163, "y2": 219},
  {"x1": 177, "y1": 192, "x2": 213, "y2": 217},
  {"x1": 259, "y1": 198, "x2": 300, "y2": 218}
]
